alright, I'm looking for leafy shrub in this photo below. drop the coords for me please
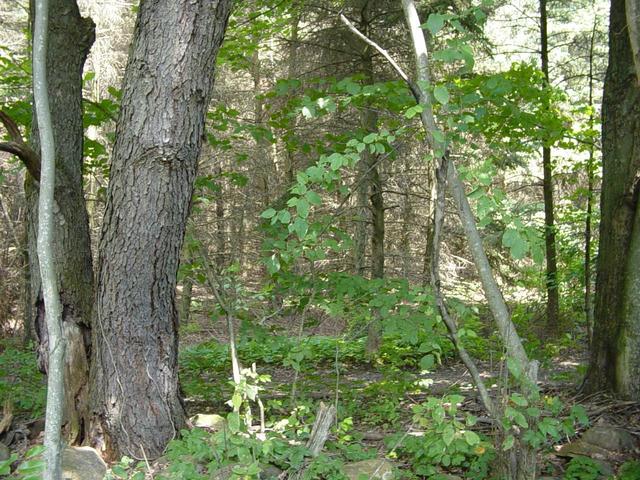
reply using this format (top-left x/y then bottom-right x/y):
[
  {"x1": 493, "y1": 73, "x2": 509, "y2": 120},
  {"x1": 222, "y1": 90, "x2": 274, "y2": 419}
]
[
  {"x1": 618, "y1": 460, "x2": 640, "y2": 480},
  {"x1": 0, "y1": 340, "x2": 45, "y2": 415},
  {"x1": 563, "y1": 456, "x2": 603, "y2": 480},
  {"x1": 389, "y1": 395, "x2": 493, "y2": 478}
]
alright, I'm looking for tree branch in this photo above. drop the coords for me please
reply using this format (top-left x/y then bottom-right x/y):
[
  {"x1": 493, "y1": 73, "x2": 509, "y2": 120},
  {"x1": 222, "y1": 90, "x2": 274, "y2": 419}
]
[
  {"x1": 339, "y1": 13, "x2": 422, "y2": 102},
  {"x1": 0, "y1": 110, "x2": 41, "y2": 181}
]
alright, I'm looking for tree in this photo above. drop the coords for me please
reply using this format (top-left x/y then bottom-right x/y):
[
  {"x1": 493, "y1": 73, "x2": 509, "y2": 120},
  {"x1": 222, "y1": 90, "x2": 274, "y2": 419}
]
[
  {"x1": 585, "y1": 0, "x2": 640, "y2": 400},
  {"x1": 539, "y1": 0, "x2": 560, "y2": 334},
  {"x1": 87, "y1": 0, "x2": 233, "y2": 459},
  {"x1": 33, "y1": 0, "x2": 66, "y2": 475},
  {"x1": 0, "y1": 0, "x2": 95, "y2": 445}
]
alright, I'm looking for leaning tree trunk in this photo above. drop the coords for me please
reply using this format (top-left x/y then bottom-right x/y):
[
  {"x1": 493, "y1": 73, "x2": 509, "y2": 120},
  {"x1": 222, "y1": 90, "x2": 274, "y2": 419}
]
[
  {"x1": 585, "y1": 0, "x2": 640, "y2": 400},
  {"x1": 26, "y1": 0, "x2": 95, "y2": 445},
  {"x1": 88, "y1": 0, "x2": 233, "y2": 459}
]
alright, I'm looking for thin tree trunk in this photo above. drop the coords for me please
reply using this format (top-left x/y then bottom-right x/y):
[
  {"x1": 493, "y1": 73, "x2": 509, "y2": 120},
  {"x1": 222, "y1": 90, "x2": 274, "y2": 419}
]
[
  {"x1": 22, "y1": 228, "x2": 33, "y2": 346},
  {"x1": 358, "y1": 2, "x2": 385, "y2": 357},
  {"x1": 24, "y1": 0, "x2": 95, "y2": 445},
  {"x1": 540, "y1": 0, "x2": 560, "y2": 335},
  {"x1": 89, "y1": 0, "x2": 233, "y2": 459},
  {"x1": 284, "y1": 14, "x2": 300, "y2": 186},
  {"x1": 353, "y1": 161, "x2": 369, "y2": 276},
  {"x1": 214, "y1": 165, "x2": 226, "y2": 271},
  {"x1": 361, "y1": 1, "x2": 538, "y2": 475},
  {"x1": 585, "y1": 19, "x2": 597, "y2": 343},
  {"x1": 33, "y1": 0, "x2": 64, "y2": 476},
  {"x1": 400, "y1": 165, "x2": 412, "y2": 279}
]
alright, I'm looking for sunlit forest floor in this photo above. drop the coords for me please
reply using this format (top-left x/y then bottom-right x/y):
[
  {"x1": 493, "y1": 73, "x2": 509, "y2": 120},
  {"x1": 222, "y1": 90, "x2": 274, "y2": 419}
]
[
  {"x1": 175, "y1": 303, "x2": 640, "y2": 478},
  {"x1": 2, "y1": 298, "x2": 639, "y2": 479}
]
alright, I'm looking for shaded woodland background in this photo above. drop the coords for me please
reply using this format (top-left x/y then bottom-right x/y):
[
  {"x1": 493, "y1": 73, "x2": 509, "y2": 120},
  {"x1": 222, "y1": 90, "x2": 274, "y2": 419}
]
[{"x1": 2, "y1": 0, "x2": 640, "y2": 478}]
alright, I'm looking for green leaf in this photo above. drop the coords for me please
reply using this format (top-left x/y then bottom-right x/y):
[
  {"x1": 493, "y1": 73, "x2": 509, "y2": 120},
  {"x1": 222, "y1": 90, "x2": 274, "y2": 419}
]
[
  {"x1": 16, "y1": 459, "x2": 44, "y2": 475},
  {"x1": 301, "y1": 105, "x2": 315, "y2": 119},
  {"x1": 329, "y1": 153, "x2": 344, "y2": 171},
  {"x1": 570, "y1": 405, "x2": 589, "y2": 426},
  {"x1": 419, "y1": 354, "x2": 435, "y2": 370},
  {"x1": 510, "y1": 393, "x2": 528, "y2": 407},
  {"x1": 296, "y1": 198, "x2": 310, "y2": 218},
  {"x1": 346, "y1": 81, "x2": 361, "y2": 95},
  {"x1": 514, "y1": 412, "x2": 529, "y2": 428},
  {"x1": 307, "y1": 166, "x2": 324, "y2": 182},
  {"x1": 24, "y1": 446, "x2": 45, "y2": 459},
  {"x1": 227, "y1": 412, "x2": 241, "y2": 432},
  {"x1": 526, "y1": 407, "x2": 541, "y2": 418},
  {"x1": 432, "y1": 129, "x2": 446, "y2": 144},
  {"x1": 464, "y1": 430, "x2": 480, "y2": 446},
  {"x1": 112, "y1": 465, "x2": 128, "y2": 478},
  {"x1": 292, "y1": 218, "x2": 308, "y2": 240},
  {"x1": 424, "y1": 13, "x2": 446, "y2": 35},
  {"x1": 0, "y1": 455, "x2": 17, "y2": 475},
  {"x1": 260, "y1": 208, "x2": 276, "y2": 219},
  {"x1": 277, "y1": 210, "x2": 291, "y2": 224},
  {"x1": 306, "y1": 190, "x2": 322, "y2": 205},
  {"x1": 231, "y1": 392, "x2": 242, "y2": 410},
  {"x1": 405, "y1": 104, "x2": 423, "y2": 119},
  {"x1": 433, "y1": 85, "x2": 450, "y2": 104},
  {"x1": 502, "y1": 434, "x2": 515, "y2": 450},
  {"x1": 363, "y1": 133, "x2": 377, "y2": 144},
  {"x1": 442, "y1": 425, "x2": 455, "y2": 446}
]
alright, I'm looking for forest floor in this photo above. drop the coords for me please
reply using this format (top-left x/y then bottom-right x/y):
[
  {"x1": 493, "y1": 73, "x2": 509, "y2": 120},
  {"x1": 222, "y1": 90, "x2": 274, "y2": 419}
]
[{"x1": 178, "y1": 309, "x2": 640, "y2": 477}]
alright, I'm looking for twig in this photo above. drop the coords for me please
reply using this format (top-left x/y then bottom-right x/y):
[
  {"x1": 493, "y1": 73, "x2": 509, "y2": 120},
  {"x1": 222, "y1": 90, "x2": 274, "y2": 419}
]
[
  {"x1": 339, "y1": 13, "x2": 420, "y2": 101},
  {"x1": 197, "y1": 244, "x2": 241, "y2": 384}
]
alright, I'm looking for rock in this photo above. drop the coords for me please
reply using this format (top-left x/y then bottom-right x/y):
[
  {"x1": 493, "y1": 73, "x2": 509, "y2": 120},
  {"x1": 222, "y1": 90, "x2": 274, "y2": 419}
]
[
  {"x1": 27, "y1": 418, "x2": 45, "y2": 440},
  {"x1": 61, "y1": 446, "x2": 107, "y2": 480},
  {"x1": 190, "y1": 413, "x2": 226, "y2": 430},
  {"x1": 581, "y1": 426, "x2": 638, "y2": 452},
  {"x1": 0, "y1": 441, "x2": 9, "y2": 461},
  {"x1": 343, "y1": 459, "x2": 394, "y2": 480},
  {"x1": 210, "y1": 464, "x2": 234, "y2": 480},
  {"x1": 557, "y1": 441, "x2": 610, "y2": 459},
  {"x1": 557, "y1": 425, "x2": 639, "y2": 460},
  {"x1": 261, "y1": 464, "x2": 283, "y2": 479}
]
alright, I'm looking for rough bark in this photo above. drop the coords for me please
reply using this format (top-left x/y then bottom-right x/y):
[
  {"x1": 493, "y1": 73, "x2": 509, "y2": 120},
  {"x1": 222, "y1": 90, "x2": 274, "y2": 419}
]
[
  {"x1": 27, "y1": 0, "x2": 95, "y2": 445},
  {"x1": 357, "y1": 2, "x2": 385, "y2": 357},
  {"x1": 89, "y1": 0, "x2": 232, "y2": 459},
  {"x1": 540, "y1": 0, "x2": 560, "y2": 335},
  {"x1": 585, "y1": 0, "x2": 640, "y2": 400}
]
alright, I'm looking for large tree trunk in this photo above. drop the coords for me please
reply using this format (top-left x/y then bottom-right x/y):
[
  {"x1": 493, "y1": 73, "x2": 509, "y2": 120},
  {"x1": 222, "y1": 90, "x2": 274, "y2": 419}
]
[
  {"x1": 89, "y1": 0, "x2": 232, "y2": 459},
  {"x1": 26, "y1": 0, "x2": 95, "y2": 445},
  {"x1": 585, "y1": 0, "x2": 640, "y2": 400}
]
